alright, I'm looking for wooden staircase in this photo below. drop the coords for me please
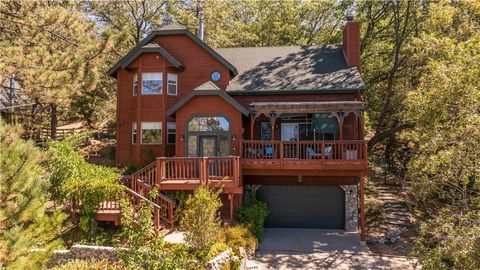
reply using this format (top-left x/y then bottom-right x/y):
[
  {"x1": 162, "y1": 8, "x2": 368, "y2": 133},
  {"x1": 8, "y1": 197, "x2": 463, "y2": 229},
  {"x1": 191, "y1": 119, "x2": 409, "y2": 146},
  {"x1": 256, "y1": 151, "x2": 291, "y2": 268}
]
[{"x1": 95, "y1": 170, "x2": 175, "y2": 231}]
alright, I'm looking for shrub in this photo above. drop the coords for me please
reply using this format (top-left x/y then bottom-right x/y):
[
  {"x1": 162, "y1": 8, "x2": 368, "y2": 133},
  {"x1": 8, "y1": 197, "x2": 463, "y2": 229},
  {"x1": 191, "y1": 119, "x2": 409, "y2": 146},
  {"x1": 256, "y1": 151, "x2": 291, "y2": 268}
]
[
  {"x1": 365, "y1": 196, "x2": 384, "y2": 222},
  {"x1": 167, "y1": 191, "x2": 190, "y2": 225},
  {"x1": 237, "y1": 196, "x2": 268, "y2": 238},
  {"x1": 205, "y1": 242, "x2": 230, "y2": 260},
  {"x1": 46, "y1": 135, "x2": 123, "y2": 233},
  {"x1": 49, "y1": 259, "x2": 124, "y2": 270},
  {"x1": 221, "y1": 225, "x2": 257, "y2": 256},
  {"x1": 180, "y1": 188, "x2": 222, "y2": 252}
]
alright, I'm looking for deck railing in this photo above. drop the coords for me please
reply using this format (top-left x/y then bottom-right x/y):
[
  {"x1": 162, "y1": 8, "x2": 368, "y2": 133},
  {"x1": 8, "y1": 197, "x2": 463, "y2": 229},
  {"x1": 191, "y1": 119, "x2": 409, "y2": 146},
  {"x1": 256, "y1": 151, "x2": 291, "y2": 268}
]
[
  {"x1": 241, "y1": 140, "x2": 367, "y2": 163},
  {"x1": 132, "y1": 156, "x2": 241, "y2": 188}
]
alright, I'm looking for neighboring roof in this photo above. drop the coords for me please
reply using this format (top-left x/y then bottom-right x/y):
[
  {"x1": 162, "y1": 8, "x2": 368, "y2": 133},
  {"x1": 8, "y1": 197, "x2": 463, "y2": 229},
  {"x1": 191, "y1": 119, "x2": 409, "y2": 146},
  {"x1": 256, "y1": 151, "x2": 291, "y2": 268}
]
[
  {"x1": 0, "y1": 78, "x2": 33, "y2": 111},
  {"x1": 115, "y1": 43, "x2": 184, "y2": 71},
  {"x1": 215, "y1": 45, "x2": 366, "y2": 94},
  {"x1": 166, "y1": 81, "x2": 249, "y2": 117},
  {"x1": 108, "y1": 22, "x2": 237, "y2": 77},
  {"x1": 249, "y1": 101, "x2": 367, "y2": 114}
]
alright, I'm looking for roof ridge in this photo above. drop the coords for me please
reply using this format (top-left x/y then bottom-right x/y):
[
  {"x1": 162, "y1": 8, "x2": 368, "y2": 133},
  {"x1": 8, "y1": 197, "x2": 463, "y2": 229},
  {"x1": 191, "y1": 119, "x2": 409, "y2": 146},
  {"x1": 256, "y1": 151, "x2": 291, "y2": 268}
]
[{"x1": 215, "y1": 44, "x2": 341, "y2": 50}]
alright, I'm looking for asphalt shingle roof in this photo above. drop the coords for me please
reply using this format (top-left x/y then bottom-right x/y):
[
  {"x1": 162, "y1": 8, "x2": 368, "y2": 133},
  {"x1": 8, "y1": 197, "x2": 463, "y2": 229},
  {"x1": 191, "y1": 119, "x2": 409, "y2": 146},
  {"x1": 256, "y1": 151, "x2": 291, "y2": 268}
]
[{"x1": 215, "y1": 45, "x2": 365, "y2": 93}]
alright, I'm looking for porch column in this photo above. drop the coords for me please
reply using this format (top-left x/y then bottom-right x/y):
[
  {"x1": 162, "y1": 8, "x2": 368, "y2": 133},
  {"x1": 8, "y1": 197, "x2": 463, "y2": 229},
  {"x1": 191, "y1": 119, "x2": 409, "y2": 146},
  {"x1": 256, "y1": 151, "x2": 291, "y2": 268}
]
[
  {"x1": 250, "y1": 112, "x2": 261, "y2": 140},
  {"x1": 265, "y1": 112, "x2": 277, "y2": 140}
]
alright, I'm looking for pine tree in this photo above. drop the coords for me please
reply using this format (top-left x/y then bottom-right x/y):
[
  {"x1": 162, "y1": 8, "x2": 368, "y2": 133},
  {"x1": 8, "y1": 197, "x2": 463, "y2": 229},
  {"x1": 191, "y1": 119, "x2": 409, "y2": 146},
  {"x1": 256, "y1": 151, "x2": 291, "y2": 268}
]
[
  {"x1": 0, "y1": 1, "x2": 117, "y2": 136},
  {"x1": 0, "y1": 120, "x2": 66, "y2": 269}
]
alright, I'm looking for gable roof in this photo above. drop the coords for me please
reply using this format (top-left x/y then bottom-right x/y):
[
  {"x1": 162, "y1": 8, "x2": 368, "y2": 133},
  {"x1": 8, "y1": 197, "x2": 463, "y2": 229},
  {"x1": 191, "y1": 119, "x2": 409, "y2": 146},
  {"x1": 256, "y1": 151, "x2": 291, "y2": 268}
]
[
  {"x1": 166, "y1": 81, "x2": 249, "y2": 117},
  {"x1": 108, "y1": 22, "x2": 237, "y2": 77},
  {"x1": 215, "y1": 45, "x2": 366, "y2": 94},
  {"x1": 116, "y1": 43, "x2": 184, "y2": 71}
]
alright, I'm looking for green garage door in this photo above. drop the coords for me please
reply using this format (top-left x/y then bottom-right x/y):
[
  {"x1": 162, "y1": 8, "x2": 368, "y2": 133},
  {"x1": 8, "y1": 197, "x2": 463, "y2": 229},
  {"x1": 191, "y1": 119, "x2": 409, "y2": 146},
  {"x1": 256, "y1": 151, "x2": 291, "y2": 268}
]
[{"x1": 257, "y1": 185, "x2": 345, "y2": 229}]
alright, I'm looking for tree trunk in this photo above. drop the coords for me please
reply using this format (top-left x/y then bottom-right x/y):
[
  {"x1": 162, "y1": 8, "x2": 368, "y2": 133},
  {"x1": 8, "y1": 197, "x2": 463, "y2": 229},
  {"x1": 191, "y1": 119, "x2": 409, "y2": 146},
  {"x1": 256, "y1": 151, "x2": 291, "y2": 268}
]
[{"x1": 50, "y1": 103, "x2": 58, "y2": 139}]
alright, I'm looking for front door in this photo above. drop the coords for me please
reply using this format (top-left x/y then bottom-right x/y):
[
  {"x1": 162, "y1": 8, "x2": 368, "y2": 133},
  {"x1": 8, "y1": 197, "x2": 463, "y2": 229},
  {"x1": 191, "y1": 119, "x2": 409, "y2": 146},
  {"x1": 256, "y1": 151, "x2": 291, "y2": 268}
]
[{"x1": 200, "y1": 136, "x2": 217, "y2": 157}]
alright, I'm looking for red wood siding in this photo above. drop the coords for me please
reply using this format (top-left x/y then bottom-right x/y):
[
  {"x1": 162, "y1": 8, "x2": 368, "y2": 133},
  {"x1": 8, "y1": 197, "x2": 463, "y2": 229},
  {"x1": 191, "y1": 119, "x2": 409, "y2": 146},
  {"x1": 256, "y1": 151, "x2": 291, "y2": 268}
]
[{"x1": 174, "y1": 95, "x2": 243, "y2": 157}]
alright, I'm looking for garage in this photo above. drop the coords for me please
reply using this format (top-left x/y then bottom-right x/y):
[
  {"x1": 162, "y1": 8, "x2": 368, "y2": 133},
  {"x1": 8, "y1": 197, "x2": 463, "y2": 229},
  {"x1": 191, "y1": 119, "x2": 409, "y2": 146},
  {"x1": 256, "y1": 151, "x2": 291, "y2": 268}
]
[{"x1": 257, "y1": 185, "x2": 345, "y2": 229}]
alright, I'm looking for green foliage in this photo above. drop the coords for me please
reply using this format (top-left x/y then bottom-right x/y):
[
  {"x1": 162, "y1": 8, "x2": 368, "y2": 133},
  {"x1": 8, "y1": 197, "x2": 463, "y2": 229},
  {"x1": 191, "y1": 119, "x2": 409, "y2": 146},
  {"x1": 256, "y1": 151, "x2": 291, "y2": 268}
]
[
  {"x1": 180, "y1": 188, "x2": 222, "y2": 252},
  {"x1": 237, "y1": 195, "x2": 268, "y2": 238},
  {"x1": 48, "y1": 259, "x2": 124, "y2": 270},
  {"x1": 412, "y1": 208, "x2": 480, "y2": 270},
  {"x1": 220, "y1": 225, "x2": 257, "y2": 256},
  {"x1": 0, "y1": 120, "x2": 66, "y2": 269},
  {"x1": 116, "y1": 191, "x2": 199, "y2": 270},
  {"x1": 46, "y1": 134, "x2": 123, "y2": 233},
  {"x1": 167, "y1": 191, "x2": 190, "y2": 225},
  {"x1": 120, "y1": 163, "x2": 139, "y2": 176},
  {"x1": 206, "y1": 242, "x2": 230, "y2": 261},
  {"x1": 365, "y1": 196, "x2": 384, "y2": 223}
]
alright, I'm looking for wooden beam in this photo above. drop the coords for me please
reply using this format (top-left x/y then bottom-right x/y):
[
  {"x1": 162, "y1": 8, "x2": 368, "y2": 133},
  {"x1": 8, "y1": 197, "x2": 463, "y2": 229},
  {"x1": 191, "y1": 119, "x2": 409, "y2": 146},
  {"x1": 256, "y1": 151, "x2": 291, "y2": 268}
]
[{"x1": 250, "y1": 112, "x2": 261, "y2": 140}]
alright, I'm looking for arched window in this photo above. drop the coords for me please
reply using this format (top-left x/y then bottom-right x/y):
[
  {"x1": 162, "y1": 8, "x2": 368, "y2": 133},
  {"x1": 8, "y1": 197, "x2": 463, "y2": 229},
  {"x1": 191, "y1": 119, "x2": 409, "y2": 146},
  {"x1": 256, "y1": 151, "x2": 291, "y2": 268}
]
[{"x1": 186, "y1": 116, "x2": 231, "y2": 157}]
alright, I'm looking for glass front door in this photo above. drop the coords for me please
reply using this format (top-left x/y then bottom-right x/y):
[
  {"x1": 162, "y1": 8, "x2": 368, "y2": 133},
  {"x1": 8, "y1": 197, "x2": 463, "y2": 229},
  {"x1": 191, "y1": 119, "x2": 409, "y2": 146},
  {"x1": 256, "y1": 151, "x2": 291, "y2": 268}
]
[{"x1": 200, "y1": 136, "x2": 217, "y2": 157}]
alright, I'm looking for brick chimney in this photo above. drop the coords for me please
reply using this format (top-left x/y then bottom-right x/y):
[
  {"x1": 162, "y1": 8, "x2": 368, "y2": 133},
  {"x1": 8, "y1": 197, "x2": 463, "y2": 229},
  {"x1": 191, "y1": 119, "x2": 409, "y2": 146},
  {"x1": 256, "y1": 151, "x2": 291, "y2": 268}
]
[{"x1": 343, "y1": 16, "x2": 361, "y2": 70}]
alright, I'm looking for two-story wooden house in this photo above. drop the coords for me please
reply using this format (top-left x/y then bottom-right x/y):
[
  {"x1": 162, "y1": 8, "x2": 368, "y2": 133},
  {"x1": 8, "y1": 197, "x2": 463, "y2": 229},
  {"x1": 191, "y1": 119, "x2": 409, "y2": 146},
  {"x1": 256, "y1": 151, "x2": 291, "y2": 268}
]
[{"x1": 108, "y1": 19, "x2": 368, "y2": 240}]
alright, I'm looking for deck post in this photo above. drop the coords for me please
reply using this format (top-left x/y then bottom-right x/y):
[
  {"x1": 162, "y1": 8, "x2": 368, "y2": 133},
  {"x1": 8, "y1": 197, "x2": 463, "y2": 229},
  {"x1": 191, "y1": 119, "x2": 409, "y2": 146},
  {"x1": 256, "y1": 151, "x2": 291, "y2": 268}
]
[
  {"x1": 359, "y1": 175, "x2": 366, "y2": 242},
  {"x1": 156, "y1": 159, "x2": 161, "y2": 186},
  {"x1": 228, "y1": 194, "x2": 234, "y2": 221}
]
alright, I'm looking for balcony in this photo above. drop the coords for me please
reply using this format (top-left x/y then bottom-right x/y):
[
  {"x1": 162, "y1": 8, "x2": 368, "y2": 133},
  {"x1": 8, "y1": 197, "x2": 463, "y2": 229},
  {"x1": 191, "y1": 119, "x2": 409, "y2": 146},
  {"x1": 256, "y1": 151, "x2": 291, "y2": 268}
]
[
  {"x1": 240, "y1": 140, "x2": 368, "y2": 176},
  {"x1": 130, "y1": 156, "x2": 242, "y2": 193}
]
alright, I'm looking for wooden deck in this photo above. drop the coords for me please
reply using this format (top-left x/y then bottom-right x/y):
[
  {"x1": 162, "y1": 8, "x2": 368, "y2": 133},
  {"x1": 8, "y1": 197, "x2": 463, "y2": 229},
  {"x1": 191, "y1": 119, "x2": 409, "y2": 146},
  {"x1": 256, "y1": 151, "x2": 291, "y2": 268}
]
[
  {"x1": 241, "y1": 140, "x2": 368, "y2": 176},
  {"x1": 131, "y1": 156, "x2": 243, "y2": 193}
]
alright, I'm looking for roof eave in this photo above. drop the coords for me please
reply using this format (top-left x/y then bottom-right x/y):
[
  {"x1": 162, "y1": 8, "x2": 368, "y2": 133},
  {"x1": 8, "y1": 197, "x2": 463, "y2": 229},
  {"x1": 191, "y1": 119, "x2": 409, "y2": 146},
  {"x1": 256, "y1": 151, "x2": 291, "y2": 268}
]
[
  {"x1": 108, "y1": 29, "x2": 238, "y2": 78},
  {"x1": 166, "y1": 90, "x2": 249, "y2": 117},
  {"x1": 226, "y1": 87, "x2": 367, "y2": 96}
]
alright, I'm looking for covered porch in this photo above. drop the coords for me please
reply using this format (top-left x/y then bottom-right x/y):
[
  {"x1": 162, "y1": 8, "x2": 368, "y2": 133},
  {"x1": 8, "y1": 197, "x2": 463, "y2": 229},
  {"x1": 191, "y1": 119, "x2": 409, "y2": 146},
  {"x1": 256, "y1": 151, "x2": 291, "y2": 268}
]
[{"x1": 241, "y1": 101, "x2": 368, "y2": 174}]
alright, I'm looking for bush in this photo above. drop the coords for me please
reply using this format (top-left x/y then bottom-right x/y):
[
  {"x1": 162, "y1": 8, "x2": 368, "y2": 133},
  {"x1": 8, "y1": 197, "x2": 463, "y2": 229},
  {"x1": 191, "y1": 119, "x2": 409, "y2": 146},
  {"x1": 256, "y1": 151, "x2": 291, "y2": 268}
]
[
  {"x1": 412, "y1": 209, "x2": 480, "y2": 270},
  {"x1": 237, "y1": 196, "x2": 268, "y2": 238},
  {"x1": 365, "y1": 196, "x2": 384, "y2": 222},
  {"x1": 221, "y1": 225, "x2": 257, "y2": 256},
  {"x1": 167, "y1": 191, "x2": 190, "y2": 225},
  {"x1": 180, "y1": 188, "x2": 222, "y2": 252},
  {"x1": 46, "y1": 135, "x2": 123, "y2": 233},
  {"x1": 49, "y1": 259, "x2": 124, "y2": 270}
]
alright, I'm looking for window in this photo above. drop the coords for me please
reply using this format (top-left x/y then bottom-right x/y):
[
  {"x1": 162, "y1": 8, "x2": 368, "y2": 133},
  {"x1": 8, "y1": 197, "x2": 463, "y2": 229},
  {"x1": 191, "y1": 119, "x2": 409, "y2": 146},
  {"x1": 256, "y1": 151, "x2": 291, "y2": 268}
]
[
  {"x1": 167, "y1": 73, "x2": 177, "y2": 95},
  {"x1": 141, "y1": 122, "x2": 162, "y2": 144},
  {"x1": 142, "y1": 72, "x2": 162, "y2": 95},
  {"x1": 167, "y1": 122, "x2": 176, "y2": 144},
  {"x1": 133, "y1": 73, "x2": 138, "y2": 96},
  {"x1": 132, "y1": 122, "x2": 137, "y2": 144},
  {"x1": 261, "y1": 122, "x2": 272, "y2": 140},
  {"x1": 187, "y1": 135, "x2": 198, "y2": 157},
  {"x1": 187, "y1": 116, "x2": 230, "y2": 132}
]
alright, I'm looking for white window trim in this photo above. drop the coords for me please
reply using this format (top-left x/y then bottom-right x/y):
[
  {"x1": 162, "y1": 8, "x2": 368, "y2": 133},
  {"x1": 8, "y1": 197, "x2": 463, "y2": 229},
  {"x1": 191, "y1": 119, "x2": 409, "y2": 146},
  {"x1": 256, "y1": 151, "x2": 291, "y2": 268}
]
[
  {"x1": 167, "y1": 122, "x2": 176, "y2": 144},
  {"x1": 132, "y1": 122, "x2": 137, "y2": 144},
  {"x1": 167, "y1": 73, "x2": 178, "y2": 96},
  {"x1": 142, "y1": 72, "x2": 163, "y2": 95},
  {"x1": 133, "y1": 73, "x2": 138, "y2": 96},
  {"x1": 140, "y1": 122, "x2": 162, "y2": 145}
]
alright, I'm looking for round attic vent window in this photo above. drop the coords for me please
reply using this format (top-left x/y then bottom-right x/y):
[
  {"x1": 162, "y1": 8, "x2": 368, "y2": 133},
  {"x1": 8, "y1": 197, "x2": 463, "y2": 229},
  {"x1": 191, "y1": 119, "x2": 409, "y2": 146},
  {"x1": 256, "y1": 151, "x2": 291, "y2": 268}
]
[{"x1": 211, "y1": 71, "x2": 221, "y2": 82}]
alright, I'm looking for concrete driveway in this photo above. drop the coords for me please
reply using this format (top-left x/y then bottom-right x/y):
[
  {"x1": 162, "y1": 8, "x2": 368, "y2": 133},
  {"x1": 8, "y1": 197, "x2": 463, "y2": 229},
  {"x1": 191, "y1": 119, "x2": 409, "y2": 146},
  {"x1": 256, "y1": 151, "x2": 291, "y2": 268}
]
[
  {"x1": 258, "y1": 228, "x2": 369, "y2": 253},
  {"x1": 254, "y1": 229, "x2": 418, "y2": 269}
]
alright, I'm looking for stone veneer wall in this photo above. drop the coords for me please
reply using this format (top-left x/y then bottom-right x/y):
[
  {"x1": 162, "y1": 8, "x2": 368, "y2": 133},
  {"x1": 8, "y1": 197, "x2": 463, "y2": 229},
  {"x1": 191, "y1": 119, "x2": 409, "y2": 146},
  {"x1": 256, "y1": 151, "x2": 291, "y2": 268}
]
[{"x1": 340, "y1": 185, "x2": 358, "y2": 231}]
